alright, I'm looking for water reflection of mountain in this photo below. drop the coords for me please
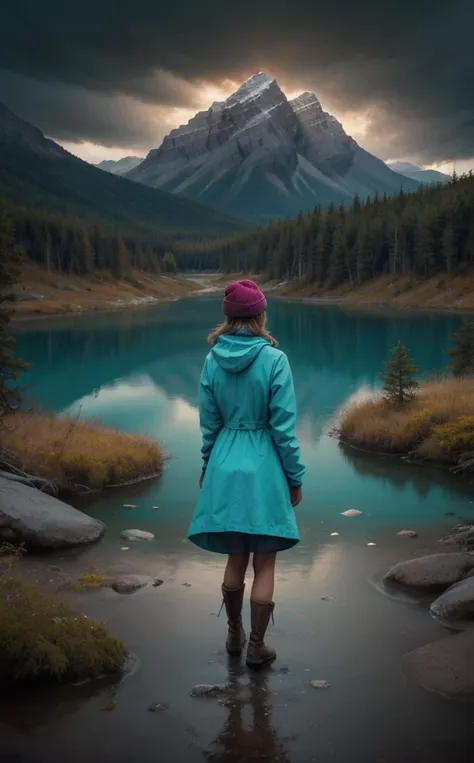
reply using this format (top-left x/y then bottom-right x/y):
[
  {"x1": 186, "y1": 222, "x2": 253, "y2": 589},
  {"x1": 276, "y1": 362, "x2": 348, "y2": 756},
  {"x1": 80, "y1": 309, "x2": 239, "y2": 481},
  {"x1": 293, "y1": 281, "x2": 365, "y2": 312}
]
[{"x1": 16, "y1": 298, "x2": 461, "y2": 431}]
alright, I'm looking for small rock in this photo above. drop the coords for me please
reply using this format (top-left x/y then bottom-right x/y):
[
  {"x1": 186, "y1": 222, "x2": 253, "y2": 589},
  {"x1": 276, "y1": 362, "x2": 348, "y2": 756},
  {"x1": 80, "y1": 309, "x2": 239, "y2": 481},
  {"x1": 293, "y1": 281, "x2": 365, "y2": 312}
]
[
  {"x1": 120, "y1": 546, "x2": 130, "y2": 551},
  {"x1": 330, "y1": 532, "x2": 340, "y2": 536},
  {"x1": 123, "y1": 504, "x2": 137, "y2": 509},
  {"x1": 148, "y1": 702, "x2": 169, "y2": 712},
  {"x1": 321, "y1": 596, "x2": 336, "y2": 601},
  {"x1": 438, "y1": 526, "x2": 474, "y2": 549},
  {"x1": 112, "y1": 575, "x2": 150, "y2": 594},
  {"x1": 120, "y1": 529, "x2": 155, "y2": 541},
  {"x1": 311, "y1": 680, "x2": 330, "y2": 689},
  {"x1": 397, "y1": 530, "x2": 418, "y2": 538},
  {"x1": 190, "y1": 684, "x2": 228, "y2": 698},
  {"x1": 152, "y1": 506, "x2": 160, "y2": 509},
  {"x1": 182, "y1": 582, "x2": 192, "y2": 587},
  {"x1": 385, "y1": 552, "x2": 474, "y2": 589},
  {"x1": 341, "y1": 509, "x2": 363, "y2": 517},
  {"x1": 16, "y1": 291, "x2": 45, "y2": 301},
  {"x1": 152, "y1": 579, "x2": 164, "y2": 587},
  {"x1": 367, "y1": 542, "x2": 376, "y2": 546}
]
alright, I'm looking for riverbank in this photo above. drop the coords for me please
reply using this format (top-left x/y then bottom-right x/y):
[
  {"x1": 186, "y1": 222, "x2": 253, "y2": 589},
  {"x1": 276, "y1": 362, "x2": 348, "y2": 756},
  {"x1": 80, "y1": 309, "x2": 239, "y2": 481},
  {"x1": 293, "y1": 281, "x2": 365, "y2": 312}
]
[
  {"x1": 271, "y1": 272, "x2": 474, "y2": 312},
  {"x1": 338, "y1": 376, "x2": 474, "y2": 474},
  {"x1": 11, "y1": 262, "x2": 201, "y2": 319}
]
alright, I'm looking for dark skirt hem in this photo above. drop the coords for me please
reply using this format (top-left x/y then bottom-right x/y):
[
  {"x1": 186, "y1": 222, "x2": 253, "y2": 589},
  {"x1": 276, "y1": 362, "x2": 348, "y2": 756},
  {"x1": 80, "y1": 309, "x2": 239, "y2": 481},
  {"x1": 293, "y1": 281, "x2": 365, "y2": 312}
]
[{"x1": 188, "y1": 531, "x2": 299, "y2": 554}]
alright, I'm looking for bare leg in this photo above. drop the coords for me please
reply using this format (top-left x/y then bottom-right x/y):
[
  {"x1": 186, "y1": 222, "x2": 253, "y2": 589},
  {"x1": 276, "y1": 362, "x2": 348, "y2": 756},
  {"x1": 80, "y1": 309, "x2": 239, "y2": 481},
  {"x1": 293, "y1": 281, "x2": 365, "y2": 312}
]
[
  {"x1": 251, "y1": 552, "x2": 276, "y2": 603},
  {"x1": 223, "y1": 553, "x2": 250, "y2": 589}
]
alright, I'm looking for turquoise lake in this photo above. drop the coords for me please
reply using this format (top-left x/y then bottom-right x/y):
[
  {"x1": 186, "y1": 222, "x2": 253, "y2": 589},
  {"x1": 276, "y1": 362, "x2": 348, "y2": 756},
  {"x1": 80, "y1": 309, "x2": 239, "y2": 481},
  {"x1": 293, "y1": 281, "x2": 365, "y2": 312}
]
[
  {"x1": 15, "y1": 297, "x2": 473, "y2": 537},
  {"x1": 5, "y1": 297, "x2": 474, "y2": 763}
]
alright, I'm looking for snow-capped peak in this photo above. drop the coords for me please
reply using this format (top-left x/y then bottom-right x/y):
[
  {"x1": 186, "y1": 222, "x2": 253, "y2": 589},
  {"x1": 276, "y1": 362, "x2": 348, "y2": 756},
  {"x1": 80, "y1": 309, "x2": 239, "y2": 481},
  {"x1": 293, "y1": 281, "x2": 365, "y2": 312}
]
[
  {"x1": 289, "y1": 92, "x2": 322, "y2": 114},
  {"x1": 227, "y1": 72, "x2": 276, "y2": 105}
]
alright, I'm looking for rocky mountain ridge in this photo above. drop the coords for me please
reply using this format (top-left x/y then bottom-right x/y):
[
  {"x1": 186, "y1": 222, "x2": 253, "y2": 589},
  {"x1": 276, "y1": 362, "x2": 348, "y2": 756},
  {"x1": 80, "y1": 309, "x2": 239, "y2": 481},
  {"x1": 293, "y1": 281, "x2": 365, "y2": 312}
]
[{"x1": 128, "y1": 72, "x2": 419, "y2": 220}]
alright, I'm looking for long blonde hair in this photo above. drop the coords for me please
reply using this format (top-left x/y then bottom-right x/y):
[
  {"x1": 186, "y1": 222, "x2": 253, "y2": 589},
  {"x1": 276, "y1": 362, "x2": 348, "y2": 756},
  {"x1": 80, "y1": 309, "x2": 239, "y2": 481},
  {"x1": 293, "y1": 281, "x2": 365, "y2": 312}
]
[{"x1": 208, "y1": 312, "x2": 278, "y2": 347}]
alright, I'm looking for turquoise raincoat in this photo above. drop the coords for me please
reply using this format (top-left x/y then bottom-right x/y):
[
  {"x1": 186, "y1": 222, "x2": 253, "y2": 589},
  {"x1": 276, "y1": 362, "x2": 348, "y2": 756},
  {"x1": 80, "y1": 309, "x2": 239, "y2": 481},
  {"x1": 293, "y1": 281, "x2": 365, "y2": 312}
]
[{"x1": 188, "y1": 333, "x2": 305, "y2": 554}]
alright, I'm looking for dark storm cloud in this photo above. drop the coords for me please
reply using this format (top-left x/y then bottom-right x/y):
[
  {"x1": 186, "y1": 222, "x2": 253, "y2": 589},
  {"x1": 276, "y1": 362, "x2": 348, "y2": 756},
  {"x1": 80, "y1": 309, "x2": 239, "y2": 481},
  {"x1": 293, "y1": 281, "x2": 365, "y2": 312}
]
[{"x1": 0, "y1": 0, "x2": 472, "y2": 161}]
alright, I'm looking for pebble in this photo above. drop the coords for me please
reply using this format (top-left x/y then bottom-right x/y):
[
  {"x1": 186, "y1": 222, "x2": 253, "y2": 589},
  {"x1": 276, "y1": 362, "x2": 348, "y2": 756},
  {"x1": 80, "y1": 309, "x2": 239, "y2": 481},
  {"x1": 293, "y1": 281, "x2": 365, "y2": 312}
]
[
  {"x1": 311, "y1": 680, "x2": 330, "y2": 689},
  {"x1": 120, "y1": 529, "x2": 155, "y2": 541},
  {"x1": 152, "y1": 579, "x2": 164, "y2": 587},
  {"x1": 397, "y1": 529, "x2": 418, "y2": 538},
  {"x1": 182, "y1": 582, "x2": 192, "y2": 587},
  {"x1": 123, "y1": 504, "x2": 137, "y2": 509},
  {"x1": 190, "y1": 684, "x2": 228, "y2": 698},
  {"x1": 330, "y1": 532, "x2": 340, "y2": 536},
  {"x1": 152, "y1": 506, "x2": 160, "y2": 509},
  {"x1": 367, "y1": 542, "x2": 376, "y2": 546},
  {"x1": 121, "y1": 547, "x2": 130, "y2": 551},
  {"x1": 148, "y1": 702, "x2": 169, "y2": 712},
  {"x1": 341, "y1": 509, "x2": 363, "y2": 517},
  {"x1": 321, "y1": 596, "x2": 336, "y2": 601}
]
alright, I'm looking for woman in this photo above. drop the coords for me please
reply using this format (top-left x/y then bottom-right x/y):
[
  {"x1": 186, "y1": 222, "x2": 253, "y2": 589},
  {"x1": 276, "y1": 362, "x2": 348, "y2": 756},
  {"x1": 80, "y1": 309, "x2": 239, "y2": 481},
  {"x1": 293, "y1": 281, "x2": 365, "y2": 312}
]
[{"x1": 188, "y1": 280, "x2": 305, "y2": 668}]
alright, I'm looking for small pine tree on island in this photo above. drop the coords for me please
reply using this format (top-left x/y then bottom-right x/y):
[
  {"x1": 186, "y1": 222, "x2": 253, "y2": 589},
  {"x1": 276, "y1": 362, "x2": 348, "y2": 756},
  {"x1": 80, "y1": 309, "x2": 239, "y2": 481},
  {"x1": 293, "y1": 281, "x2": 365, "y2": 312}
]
[
  {"x1": 382, "y1": 342, "x2": 419, "y2": 406},
  {"x1": 447, "y1": 320, "x2": 474, "y2": 377}
]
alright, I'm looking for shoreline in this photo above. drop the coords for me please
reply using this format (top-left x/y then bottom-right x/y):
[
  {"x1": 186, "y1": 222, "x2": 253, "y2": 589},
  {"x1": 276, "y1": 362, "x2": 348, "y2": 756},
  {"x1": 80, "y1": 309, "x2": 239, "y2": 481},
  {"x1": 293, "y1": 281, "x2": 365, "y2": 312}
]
[
  {"x1": 258, "y1": 271, "x2": 474, "y2": 314},
  {"x1": 10, "y1": 265, "x2": 217, "y2": 322}
]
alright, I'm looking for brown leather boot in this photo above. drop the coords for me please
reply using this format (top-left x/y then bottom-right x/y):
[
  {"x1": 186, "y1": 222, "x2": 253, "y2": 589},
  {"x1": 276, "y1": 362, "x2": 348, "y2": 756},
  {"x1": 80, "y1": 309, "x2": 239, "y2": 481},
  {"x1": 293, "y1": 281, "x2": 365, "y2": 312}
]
[
  {"x1": 246, "y1": 600, "x2": 277, "y2": 668},
  {"x1": 221, "y1": 584, "x2": 246, "y2": 655}
]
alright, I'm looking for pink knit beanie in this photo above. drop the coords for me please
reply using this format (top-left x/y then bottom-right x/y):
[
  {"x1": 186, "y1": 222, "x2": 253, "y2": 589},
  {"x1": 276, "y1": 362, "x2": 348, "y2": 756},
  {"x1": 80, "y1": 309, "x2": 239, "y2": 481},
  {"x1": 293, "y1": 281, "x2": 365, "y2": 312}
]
[{"x1": 223, "y1": 280, "x2": 267, "y2": 318}]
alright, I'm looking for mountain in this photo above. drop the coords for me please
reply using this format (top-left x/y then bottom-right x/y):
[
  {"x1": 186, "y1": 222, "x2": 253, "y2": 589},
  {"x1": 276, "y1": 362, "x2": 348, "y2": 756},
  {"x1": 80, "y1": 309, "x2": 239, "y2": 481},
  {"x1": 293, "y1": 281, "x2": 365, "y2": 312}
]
[
  {"x1": 0, "y1": 101, "x2": 246, "y2": 239},
  {"x1": 128, "y1": 72, "x2": 419, "y2": 221},
  {"x1": 387, "y1": 160, "x2": 451, "y2": 185},
  {"x1": 97, "y1": 156, "x2": 143, "y2": 175}
]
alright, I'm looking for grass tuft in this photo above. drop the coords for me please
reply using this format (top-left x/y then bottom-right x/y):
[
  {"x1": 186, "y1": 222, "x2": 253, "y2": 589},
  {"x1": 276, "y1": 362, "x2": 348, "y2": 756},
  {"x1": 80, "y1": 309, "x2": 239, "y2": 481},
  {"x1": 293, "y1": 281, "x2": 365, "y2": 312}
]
[
  {"x1": 0, "y1": 578, "x2": 126, "y2": 682},
  {"x1": 338, "y1": 377, "x2": 474, "y2": 470},
  {"x1": 2, "y1": 411, "x2": 164, "y2": 492}
]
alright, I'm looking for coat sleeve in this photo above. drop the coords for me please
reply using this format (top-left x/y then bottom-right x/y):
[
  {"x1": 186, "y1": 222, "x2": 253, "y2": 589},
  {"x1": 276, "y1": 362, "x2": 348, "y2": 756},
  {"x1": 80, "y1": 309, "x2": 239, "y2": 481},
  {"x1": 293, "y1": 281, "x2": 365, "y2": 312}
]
[
  {"x1": 269, "y1": 353, "x2": 305, "y2": 486},
  {"x1": 199, "y1": 357, "x2": 223, "y2": 466}
]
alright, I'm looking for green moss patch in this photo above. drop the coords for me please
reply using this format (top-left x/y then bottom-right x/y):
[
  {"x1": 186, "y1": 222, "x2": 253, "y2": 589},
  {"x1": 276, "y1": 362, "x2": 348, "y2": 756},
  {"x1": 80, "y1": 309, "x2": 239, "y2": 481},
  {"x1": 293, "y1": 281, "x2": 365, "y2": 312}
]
[{"x1": 0, "y1": 578, "x2": 126, "y2": 683}]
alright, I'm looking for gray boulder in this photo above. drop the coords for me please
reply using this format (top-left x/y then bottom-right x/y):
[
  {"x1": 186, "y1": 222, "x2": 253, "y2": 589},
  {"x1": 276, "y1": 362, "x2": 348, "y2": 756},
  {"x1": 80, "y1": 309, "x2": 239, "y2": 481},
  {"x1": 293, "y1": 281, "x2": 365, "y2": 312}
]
[
  {"x1": 430, "y1": 577, "x2": 474, "y2": 623},
  {"x1": 0, "y1": 476, "x2": 105, "y2": 549},
  {"x1": 384, "y1": 552, "x2": 474, "y2": 589},
  {"x1": 120, "y1": 529, "x2": 154, "y2": 541},
  {"x1": 438, "y1": 525, "x2": 474, "y2": 549},
  {"x1": 403, "y1": 631, "x2": 474, "y2": 699}
]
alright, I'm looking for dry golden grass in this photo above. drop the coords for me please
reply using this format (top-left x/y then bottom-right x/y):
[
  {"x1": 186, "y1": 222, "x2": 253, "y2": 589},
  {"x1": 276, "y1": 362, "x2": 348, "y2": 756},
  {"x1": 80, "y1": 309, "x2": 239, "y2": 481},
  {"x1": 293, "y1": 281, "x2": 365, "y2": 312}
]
[
  {"x1": 339, "y1": 377, "x2": 474, "y2": 469},
  {"x1": 274, "y1": 273, "x2": 474, "y2": 311},
  {"x1": 11, "y1": 262, "x2": 199, "y2": 319},
  {"x1": 2, "y1": 411, "x2": 164, "y2": 491}
]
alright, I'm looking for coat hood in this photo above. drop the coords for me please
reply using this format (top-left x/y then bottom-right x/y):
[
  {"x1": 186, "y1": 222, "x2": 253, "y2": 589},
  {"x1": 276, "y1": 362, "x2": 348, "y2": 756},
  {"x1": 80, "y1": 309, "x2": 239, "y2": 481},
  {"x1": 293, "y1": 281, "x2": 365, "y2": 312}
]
[{"x1": 211, "y1": 333, "x2": 269, "y2": 373}]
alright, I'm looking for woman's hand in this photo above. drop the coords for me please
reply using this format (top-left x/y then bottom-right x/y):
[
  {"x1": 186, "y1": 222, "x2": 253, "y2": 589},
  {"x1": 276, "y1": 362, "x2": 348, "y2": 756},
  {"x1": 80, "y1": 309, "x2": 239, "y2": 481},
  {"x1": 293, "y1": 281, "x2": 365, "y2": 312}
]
[{"x1": 290, "y1": 485, "x2": 303, "y2": 507}]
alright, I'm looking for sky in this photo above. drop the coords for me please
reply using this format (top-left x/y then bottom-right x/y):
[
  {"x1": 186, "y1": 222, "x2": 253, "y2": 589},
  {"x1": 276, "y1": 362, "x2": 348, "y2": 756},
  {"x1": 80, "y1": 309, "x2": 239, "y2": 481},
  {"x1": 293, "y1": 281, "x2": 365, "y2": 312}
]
[{"x1": 0, "y1": 0, "x2": 473, "y2": 173}]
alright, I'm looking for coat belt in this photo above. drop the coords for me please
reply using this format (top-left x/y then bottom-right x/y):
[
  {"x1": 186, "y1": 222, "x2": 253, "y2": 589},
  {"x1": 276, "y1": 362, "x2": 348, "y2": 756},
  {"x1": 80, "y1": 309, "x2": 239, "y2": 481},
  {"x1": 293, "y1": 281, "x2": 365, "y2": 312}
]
[{"x1": 224, "y1": 421, "x2": 268, "y2": 431}]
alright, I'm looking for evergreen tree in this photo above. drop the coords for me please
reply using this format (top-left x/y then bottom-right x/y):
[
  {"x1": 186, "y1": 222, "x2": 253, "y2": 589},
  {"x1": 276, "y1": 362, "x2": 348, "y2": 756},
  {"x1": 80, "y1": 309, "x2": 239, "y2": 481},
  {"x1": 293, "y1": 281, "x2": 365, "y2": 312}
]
[
  {"x1": 447, "y1": 320, "x2": 474, "y2": 377},
  {"x1": 381, "y1": 342, "x2": 419, "y2": 405},
  {"x1": 0, "y1": 200, "x2": 27, "y2": 417},
  {"x1": 162, "y1": 251, "x2": 177, "y2": 273},
  {"x1": 113, "y1": 234, "x2": 128, "y2": 278}
]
